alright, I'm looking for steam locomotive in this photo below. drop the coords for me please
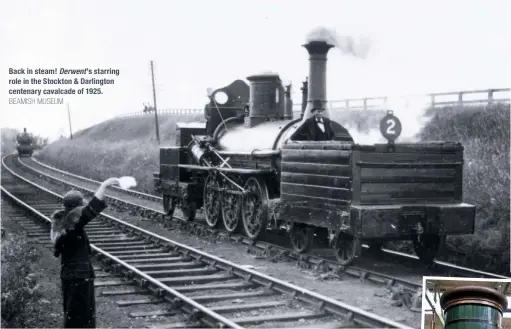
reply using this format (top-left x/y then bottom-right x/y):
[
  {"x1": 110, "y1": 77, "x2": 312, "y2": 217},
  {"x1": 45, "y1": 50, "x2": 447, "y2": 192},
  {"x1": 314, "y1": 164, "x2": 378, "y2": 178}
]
[
  {"x1": 154, "y1": 40, "x2": 476, "y2": 266},
  {"x1": 16, "y1": 128, "x2": 34, "y2": 157}
]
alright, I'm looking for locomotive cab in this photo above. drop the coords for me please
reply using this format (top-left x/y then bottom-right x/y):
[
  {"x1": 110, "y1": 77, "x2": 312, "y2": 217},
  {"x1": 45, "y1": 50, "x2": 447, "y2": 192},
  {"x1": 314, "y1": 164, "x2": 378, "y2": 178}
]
[{"x1": 205, "y1": 80, "x2": 249, "y2": 136}]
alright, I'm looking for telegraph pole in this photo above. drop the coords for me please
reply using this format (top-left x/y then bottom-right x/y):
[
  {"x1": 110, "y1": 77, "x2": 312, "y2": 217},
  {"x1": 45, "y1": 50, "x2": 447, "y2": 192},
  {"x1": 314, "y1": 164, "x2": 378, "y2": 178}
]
[
  {"x1": 67, "y1": 103, "x2": 73, "y2": 140},
  {"x1": 150, "y1": 61, "x2": 161, "y2": 144}
]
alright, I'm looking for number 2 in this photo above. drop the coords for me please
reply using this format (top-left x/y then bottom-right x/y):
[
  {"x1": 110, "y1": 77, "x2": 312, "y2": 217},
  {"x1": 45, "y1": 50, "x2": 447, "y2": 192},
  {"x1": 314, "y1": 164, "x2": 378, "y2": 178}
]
[{"x1": 386, "y1": 119, "x2": 396, "y2": 134}]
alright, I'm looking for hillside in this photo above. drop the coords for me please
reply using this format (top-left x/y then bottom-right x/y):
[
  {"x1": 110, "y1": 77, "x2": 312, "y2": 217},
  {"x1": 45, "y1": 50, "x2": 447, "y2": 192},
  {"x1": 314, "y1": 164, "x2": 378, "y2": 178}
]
[
  {"x1": 1, "y1": 128, "x2": 19, "y2": 155},
  {"x1": 35, "y1": 104, "x2": 510, "y2": 274}
]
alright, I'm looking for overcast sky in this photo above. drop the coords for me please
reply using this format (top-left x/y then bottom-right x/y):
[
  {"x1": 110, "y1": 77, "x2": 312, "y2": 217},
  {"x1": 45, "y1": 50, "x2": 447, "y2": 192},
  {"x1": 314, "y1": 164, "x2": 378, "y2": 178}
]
[{"x1": 1, "y1": 0, "x2": 510, "y2": 140}]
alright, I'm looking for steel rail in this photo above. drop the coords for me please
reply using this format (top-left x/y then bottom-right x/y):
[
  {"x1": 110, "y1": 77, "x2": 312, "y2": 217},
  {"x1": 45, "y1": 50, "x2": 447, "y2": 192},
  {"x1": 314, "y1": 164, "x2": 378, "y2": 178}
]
[
  {"x1": 25, "y1": 156, "x2": 510, "y2": 280},
  {"x1": 2, "y1": 154, "x2": 414, "y2": 329},
  {"x1": 31, "y1": 156, "x2": 161, "y2": 201}
]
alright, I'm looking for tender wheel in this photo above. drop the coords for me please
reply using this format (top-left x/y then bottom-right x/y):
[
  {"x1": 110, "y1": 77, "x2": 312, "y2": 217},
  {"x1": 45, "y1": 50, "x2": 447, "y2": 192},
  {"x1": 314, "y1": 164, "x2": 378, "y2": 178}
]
[
  {"x1": 163, "y1": 194, "x2": 176, "y2": 217},
  {"x1": 241, "y1": 177, "x2": 269, "y2": 239},
  {"x1": 289, "y1": 223, "x2": 314, "y2": 253},
  {"x1": 412, "y1": 234, "x2": 442, "y2": 266},
  {"x1": 333, "y1": 232, "x2": 361, "y2": 266},
  {"x1": 203, "y1": 174, "x2": 222, "y2": 228},
  {"x1": 222, "y1": 192, "x2": 242, "y2": 233}
]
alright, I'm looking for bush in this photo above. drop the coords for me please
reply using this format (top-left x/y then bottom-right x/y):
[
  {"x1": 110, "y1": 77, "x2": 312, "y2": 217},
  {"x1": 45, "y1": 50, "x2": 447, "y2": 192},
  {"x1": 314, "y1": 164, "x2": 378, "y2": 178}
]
[
  {"x1": 38, "y1": 113, "x2": 203, "y2": 193},
  {"x1": 1, "y1": 231, "x2": 43, "y2": 327},
  {"x1": 419, "y1": 104, "x2": 510, "y2": 273}
]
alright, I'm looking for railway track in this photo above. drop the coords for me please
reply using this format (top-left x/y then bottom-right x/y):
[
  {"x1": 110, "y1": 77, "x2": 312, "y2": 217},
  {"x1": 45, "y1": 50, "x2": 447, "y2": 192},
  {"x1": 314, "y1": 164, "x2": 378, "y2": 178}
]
[
  {"x1": 2, "y1": 155, "x2": 414, "y2": 329},
  {"x1": 8, "y1": 156, "x2": 511, "y2": 306},
  {"x1": 24, "y1": 156, "x2": 510, "y2": 277},
  {"x1": 1, "y1": 198, "x2": 188, "y2": 328}
]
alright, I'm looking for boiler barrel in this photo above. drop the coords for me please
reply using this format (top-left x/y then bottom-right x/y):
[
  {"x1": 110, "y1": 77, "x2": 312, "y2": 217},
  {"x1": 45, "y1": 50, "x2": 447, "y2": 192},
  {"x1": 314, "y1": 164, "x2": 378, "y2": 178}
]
[{"x1": 439, "y1": 286, "x2": 508, "y2": 329}]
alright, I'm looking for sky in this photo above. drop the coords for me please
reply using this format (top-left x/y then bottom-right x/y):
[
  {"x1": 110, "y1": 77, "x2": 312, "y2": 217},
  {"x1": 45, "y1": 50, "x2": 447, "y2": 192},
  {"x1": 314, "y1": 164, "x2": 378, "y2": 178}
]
[{"x1": 1, "y1": 0, "x2": 510, "y2": 140}]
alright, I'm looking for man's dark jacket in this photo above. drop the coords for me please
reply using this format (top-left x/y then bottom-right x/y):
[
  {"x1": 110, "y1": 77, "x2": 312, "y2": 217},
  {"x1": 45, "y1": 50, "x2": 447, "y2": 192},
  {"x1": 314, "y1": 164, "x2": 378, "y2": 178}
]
[
  {"x1": 51, "y1": 196, "x2": 107, "y2": 328},
  {"x1": 299, "y1": 116, "x2": 335, "y2": 141}
]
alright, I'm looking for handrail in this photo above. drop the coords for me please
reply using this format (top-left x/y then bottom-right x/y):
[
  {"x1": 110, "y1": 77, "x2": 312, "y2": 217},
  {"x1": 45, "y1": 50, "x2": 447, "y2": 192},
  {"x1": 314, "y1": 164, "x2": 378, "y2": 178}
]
[{"x1": 107, "y1": 88, "x2": 509, "y2": 121}]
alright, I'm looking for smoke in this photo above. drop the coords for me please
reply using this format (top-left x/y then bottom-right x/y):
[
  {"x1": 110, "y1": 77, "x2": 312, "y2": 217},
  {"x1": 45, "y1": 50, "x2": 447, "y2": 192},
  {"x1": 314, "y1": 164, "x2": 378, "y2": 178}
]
[
  {"x1": 306, "y1": 27, "x2": 372, "y2": 59},
  {"x1": 341, "y1": 95, "x2": 432, "y2": 144}
]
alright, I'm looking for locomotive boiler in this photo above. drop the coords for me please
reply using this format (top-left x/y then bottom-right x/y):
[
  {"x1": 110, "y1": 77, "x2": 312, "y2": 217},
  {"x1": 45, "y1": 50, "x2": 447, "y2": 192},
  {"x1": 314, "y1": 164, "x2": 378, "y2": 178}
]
[
  {"x1": 16, "y1": 128, "x2": 34, "y2": 157},
  {"x1": 154, "y1": 39, "x2": 476, "y2": 266}
]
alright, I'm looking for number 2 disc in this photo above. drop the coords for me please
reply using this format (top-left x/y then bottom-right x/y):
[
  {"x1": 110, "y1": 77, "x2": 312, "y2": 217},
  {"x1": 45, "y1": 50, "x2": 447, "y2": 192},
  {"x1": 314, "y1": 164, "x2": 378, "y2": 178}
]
[{"x1": 379, "y1": 111, "x2": 402, "y2": 142}]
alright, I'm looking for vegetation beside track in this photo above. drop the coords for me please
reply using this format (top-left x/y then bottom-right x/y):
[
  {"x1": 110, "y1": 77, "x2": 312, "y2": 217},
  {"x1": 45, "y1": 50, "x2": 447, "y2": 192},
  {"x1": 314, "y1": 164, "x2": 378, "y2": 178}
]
[
  {"x1": 0, "y1": 208, "x2": 62, "y2": 328},
  {"x1": 31, "y1": 104, "x2": 511, "y2": 274}
]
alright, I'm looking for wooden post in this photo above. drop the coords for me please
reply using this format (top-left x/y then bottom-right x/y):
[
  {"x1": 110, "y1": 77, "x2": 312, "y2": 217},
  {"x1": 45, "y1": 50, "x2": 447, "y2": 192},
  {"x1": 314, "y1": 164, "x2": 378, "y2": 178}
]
[
  {"x1": 488, "y1": 89, "x2": 494, "y2": 105},
  {"x1": 458, "y1": 92, "x2": 463, "y2": 106},
  {"x1": 150, "y1": 61, "x2": 161, "y2": 144},
  {"x1": 67, "y1": 103, "x2": 73, "y2": 140},
  {"x1": 363, "y1": 98, "x2": 367, "y2": 111},
  {"x1": 345, "y1": 100, "x2": 350, "y2": 109},
  {"x1": 430, "y1": 95, "x2": 435, "y2": 108}
]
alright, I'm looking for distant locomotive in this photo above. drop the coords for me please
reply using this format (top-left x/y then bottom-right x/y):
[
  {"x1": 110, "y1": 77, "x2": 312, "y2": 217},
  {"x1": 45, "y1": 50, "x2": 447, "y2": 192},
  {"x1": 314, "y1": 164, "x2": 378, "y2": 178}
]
[
  {"x1": 16, "y1": 128, "x2": 34, "y2": 157},
  {"x1": 154, "y1": 40, "x2": 476, "y2": 266}
]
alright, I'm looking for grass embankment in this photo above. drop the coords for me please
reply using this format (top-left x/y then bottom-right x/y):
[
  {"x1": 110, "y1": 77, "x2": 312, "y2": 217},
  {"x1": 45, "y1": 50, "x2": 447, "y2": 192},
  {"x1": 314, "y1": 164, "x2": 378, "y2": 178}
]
[
  {"x1": 1, "y1": 216, "x2": 62, "y2": 328},
  {"x1": 1, "y1": 128, "x2": 19, "y2": 155},
  {"x1": 35, "y1": 105, "x2": 510, "y2": 274}
]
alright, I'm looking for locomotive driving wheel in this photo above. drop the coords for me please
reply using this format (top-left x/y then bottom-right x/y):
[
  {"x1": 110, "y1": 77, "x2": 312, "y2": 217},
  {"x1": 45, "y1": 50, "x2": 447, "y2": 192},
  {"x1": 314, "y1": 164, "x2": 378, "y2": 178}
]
[
  {"x1": 289, "y1": 223, "x2": 314, "y2": 253},
  {"x1": 222, "y1": 191, "x2": 242, "y2": 233},
  {"x1": 333, "y1": 232, "x2": 361, "y2": 266},
  {"x1": 203, "y1": 173, "x2": 223, "y2": 228},
  {"x1": 163, "y1": 194, "x2": 176, "y2": 218},
  {"x1": 241, "y1": 177, "x2": 269, "y2": 240},
  {"x1": 412, "y1": 234, "x2": 442, "y2": 267}
]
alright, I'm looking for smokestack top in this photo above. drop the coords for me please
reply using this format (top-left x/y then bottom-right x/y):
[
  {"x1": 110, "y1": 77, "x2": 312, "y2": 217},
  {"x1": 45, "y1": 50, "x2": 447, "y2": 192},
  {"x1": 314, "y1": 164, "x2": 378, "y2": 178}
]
[
  {"x1": 440, "y1": 285, "x2": 508, "y2": 313},
  {"x1": 246, "y1": 72, "x2": 281, "y2": 82},
  {"x1": 302, "y1": 40, "x2": 334, "y2": 56}
]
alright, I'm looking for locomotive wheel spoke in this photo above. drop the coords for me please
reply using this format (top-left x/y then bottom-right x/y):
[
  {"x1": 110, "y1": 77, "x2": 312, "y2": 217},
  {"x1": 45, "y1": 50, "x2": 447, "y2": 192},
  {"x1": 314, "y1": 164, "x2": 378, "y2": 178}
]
[
  {"x1": 334, "y1": 233, "x2": 361, "y2": 266},
  {"x1": 289, "y1": 223, "x2": 314, "y2": 253},
  {"x1": 241, "y1": 177, "x2": 269, "y2": 240},
  {"x1": 222, "y1": 192, "x2": 242, "y2": 233},
  {"x1": 203, "y1": 174, "x2": 222, "y2": 228}
]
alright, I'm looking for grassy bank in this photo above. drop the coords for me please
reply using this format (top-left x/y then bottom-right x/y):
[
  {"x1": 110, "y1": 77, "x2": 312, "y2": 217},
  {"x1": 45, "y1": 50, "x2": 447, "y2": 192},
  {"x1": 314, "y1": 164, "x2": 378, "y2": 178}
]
[
  {"x1": 1, "y1": 128, "x2": 19, "y2": 155},
  {"x1": 1, "y1": 217, "x2": 62, "y2": 328},
  {"x1": 35, "y1": 104, "x2": 510, "y2": 274}
]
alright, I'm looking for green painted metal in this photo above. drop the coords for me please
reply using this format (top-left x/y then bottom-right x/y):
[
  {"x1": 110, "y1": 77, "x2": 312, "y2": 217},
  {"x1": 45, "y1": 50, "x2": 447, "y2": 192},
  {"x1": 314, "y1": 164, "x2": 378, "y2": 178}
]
[{"x1": 440, "y1": 286, "x2": 508, "y2": 329}]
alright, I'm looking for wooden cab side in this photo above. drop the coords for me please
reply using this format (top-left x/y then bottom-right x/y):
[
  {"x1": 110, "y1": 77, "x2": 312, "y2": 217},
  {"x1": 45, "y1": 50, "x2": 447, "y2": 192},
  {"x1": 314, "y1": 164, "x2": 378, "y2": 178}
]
[{"x1": 279, "y1": 140, "x2": 353, "y2": 230}]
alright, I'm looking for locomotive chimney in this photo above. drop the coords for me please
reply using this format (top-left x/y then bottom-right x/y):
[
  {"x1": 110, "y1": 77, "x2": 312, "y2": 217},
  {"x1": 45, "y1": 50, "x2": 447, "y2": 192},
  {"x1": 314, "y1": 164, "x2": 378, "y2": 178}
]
[{"x1": 301, "y1": 41, "x2": 334, "y2": 122}]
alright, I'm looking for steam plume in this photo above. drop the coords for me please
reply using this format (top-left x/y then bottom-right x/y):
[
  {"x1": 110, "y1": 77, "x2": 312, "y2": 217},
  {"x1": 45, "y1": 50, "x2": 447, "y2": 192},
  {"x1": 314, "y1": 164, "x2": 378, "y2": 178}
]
[
  {"x1": 306, "y1": 27, "x2": 372, "y2": 59},
  {"x1": 341, "y1": 96, "x2": 432, "y2": 145}
]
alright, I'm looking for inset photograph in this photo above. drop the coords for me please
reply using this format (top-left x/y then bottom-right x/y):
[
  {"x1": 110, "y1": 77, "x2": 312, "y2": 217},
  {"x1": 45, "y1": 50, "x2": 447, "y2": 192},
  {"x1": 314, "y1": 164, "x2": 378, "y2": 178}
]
[{"x1": 422, "y1": 277, "x2": 511, "y2": 329}]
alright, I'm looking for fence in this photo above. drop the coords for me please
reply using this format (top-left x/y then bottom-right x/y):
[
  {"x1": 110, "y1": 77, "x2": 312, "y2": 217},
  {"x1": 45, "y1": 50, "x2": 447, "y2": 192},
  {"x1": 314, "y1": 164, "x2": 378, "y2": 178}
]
[{"x1": 112, "y1": 88, "x2": 510, "y2": 120}]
